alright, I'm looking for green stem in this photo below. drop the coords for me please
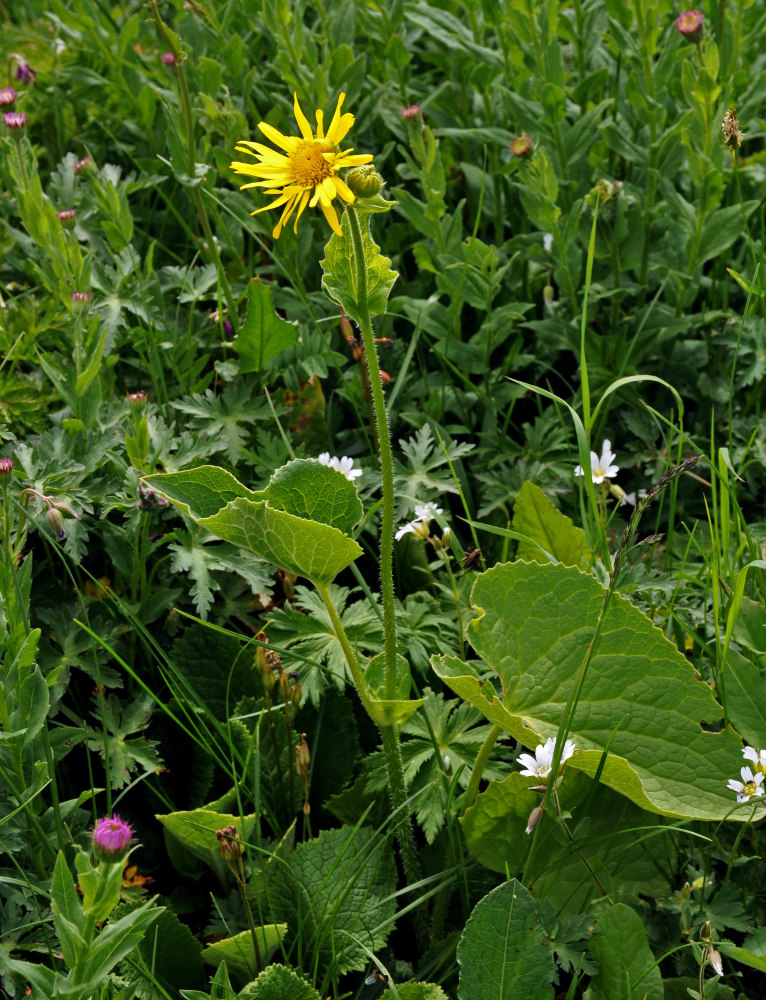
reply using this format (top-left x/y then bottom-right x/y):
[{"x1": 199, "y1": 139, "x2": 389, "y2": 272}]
[
  {"x1": 460, "y1": 724, "x2": 501, "y2": 815},
  {"x1": 315, "y1": 582, "x2": 375, "y2": 719},
  {"x1": 345, "y1": 205, "x2": 398, "y2": 699}
]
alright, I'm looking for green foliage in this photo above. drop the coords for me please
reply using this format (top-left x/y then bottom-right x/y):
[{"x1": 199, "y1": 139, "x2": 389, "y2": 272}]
[
  {"x1": 434, "y1": 560, "x2": 744, "y2": 819},
  {"x1": 270, "y1": 826, "x2": 397, "y2": 979},
  {"x1": 456, "y1": 879, "x2": 556, "y2": 999},
  {"x1": 233, "y1": 279, "x2": 299, "y2": 373},
  {"x1": 584, "y1": 904, "x2": 663, "y2": 1000}
]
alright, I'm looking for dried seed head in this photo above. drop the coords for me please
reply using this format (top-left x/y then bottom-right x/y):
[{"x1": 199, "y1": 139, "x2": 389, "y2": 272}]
[{"x1": 721, "y1": 108, "x2": 744, "y2": 151}]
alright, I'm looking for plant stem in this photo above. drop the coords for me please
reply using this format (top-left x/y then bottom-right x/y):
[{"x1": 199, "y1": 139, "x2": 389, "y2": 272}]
[
  {"x1": 344, "y1": 205, "x2": 398, "y2": 699},
  {"x1": 460, "y1": 724, "x2": 501, "y2": 815}
]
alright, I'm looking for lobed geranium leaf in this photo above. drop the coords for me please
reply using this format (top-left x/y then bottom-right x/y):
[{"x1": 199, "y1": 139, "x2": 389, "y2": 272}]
[{"x1": 433, "y1": 560, "x2": 745, "y2": 820}]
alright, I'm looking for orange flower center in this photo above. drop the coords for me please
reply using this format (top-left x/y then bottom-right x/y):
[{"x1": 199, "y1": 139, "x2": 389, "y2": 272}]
[{"x1": 289, "y1": 139, "x2": 335, "y2": 187}]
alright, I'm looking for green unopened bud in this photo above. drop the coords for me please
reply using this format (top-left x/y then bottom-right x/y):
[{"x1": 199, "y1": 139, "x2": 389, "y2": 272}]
[
  {"x1": 346, "y1": 165, "x2": 385, "y2": 198},
  {"x1": 46, "y1": 507, "x2": 66, "y2": 539},
  {"x1": 277, "y1": 664, "x2": 292, "y2": 703},
  {"x1": 295, "y1": 733, "x2": 310, "y2": 782}
]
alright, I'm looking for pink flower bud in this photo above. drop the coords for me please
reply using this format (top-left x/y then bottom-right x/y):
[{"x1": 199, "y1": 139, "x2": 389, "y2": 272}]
[
  {"x1": 93, "y1": 814, "x2": 133, "y2": 863},
  {"x1": 676, "y1": 9, "x2": 704, "y2": 42},
  {"x1": 0, "y1": 88, "x2": 16, "y2": 107},
  {"x1": 4, "y1": 112, "x2": 26, "y2": 129}
]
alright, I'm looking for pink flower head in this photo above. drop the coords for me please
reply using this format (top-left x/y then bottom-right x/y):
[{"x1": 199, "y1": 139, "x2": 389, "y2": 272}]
[
  {"x1": 71, "y1": 291, "x2": 92, "y2": 304},
  {"x1": 676, "y1": 9, "x2": 704, "y2": 42},
  {"x1": 57, "y1": 209, "x2": 77, "y2": 224},
  {"x1": 160, "y1": 52, "x2": 176, "y2": 66},
  {"x1": 75, "y1": 156, "x2": 92, "y2": 172},
  {"x1": 0, "y1": 88, "x2": 16, "y2": 107},
  {"x1": 0, "y1": 457, "x2": 14, "y2": 479},
  {"x1": 509, "y1": 133, "x2": 533, "y2": 158},
  {"x1": 399, "y1": 104, "x2": 421, "y2": 120},
  {"x1": 93, "y1": 814, "x2": 133, "y2": 862},
  {"x1": 4, "y1": 112, "x2": 26, "y2": 129}
]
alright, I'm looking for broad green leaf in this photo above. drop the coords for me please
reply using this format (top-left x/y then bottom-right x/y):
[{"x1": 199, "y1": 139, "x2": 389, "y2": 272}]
[
  {"x1": 202, "y1": 926, "x2": 285, "y2": 982},
  {"x1": 584, "y1": 904, "x2": 663, "y2": 1000},
  {"x1": 263, "y1": 459, "x2": 363, "y2": 535},
  {"x1": 200, "y1": 498, "x2": 362, "y2": 585},
  {"x1": 698, "y1": 201, "x2": 759, "y2": 266},
  {"x1": 457, "y1": 879, "x2": 555, "y2": 1000},
  {"x1": 138, "y1": 907, "x2": 205, "y2": 994},
  {"x1": 144, "y1": 467, "x2": 256, "y2": 520},
  {"x1": 321, "y1": 200, "x2": 399, "y2": 325},
  {"x1": 721, "y1": 648, "x2": 766, "y2": 749},
  {"x1": 234, "y1": 278, "x2": 299, "y2": 372},
  {"x1": 383, "y1": 985, "x2": 449, "y2": 1000},
  {"x1": 75, "y1": 849, "x2": 124, "y2": 923},
  {"x1": 51, "y1": 852, "x2": 87, "y2": 969},
  {"x1": 663, "y1": 979, "x2": 737, "y2": 1000},
  {"x1": 365, "y1": 650, "x2": 425, "y2": 726},
  {"x1": 239, "y1": 963, "x2": 322, "y2": 1000},
  {"x1": 156, "y1": 808, "x2": 256, "y2": 883},
  {"x1": 512, "y1": 481, "x2": 592, "y2": 568},
  {"x1": 461, "y1": 772, "x2": 674, "y2": 914},
  {"x1": 145, "y1": 463, "x2": 363, "y2": 584},
  {"x1": 12, "y1": 664, "x2": 49, "y2": 749},
  {"x1": 270, "y1": 826, "x2": 396, "y2": 978},
  {"x1": 432, "y1": 561, "x2": 744, "y2": 820}
]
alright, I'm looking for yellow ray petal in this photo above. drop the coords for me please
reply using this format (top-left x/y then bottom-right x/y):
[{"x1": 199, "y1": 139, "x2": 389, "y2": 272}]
[
  {"x1": 258, "y1": 121, "x2": 300, "y2": 152},
  {"x1": 320, "y1": 198, "x2": 343, "y2": 236},
  {"x1": 291, "y1": 190, "x2": 311, "y2": 233},
  {"x1": 332, "y1": 175, "x2": 355, "y2": 203},
  {"x1": 315, "y1": 108, "x2": 325, "y2": 139},
  {"x1": 292, "y1": 93, "x2": 313, "y2": 141},
  {"x1": 325, "y1": 93, "x2": 352, "y2": 144}
]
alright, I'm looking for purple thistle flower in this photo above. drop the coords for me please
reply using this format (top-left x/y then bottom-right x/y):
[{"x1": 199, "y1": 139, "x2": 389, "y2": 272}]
[
  {"x1": 71, "y1": 291, "x2": 92, "y2": 305},
  {"x1": 4, "y1": 112, "x2": 26, "y2": 130},
  {"x1": 0, "y1": 88, "x2": 16, "y2": 107},
  {"x1": 93, "y1": 814, "x2": 134, "y2": 863},
  {"x1": 399, "y1": 104, "x2": 421, "y2": 120}
]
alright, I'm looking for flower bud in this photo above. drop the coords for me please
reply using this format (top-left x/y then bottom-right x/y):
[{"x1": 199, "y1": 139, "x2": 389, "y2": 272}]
[
  {"x1": 46, "y1": 507, "x2": 66, "y2": 539},
  {"x1": 4, "y1": 112, "x2": 26, "y2": 130},
  {"x1": 509, "y1": 133, "x2": 533, "y2": 158},
  {"x1": 708, "y1": 949, "x2": 723, "y2": 977},
  {"x1": 675, "y1": 9, "x2": 704, "y2": 43},
  {"x1": 14, "y1": 60, "x2": 37, "y2": 84},
  {"x1": 399, "y1": 104, "x2": 421, "y2": 120},
  {"x1": 525, "y1": 804, "x2": 544, "y2": 835},
  {"x1": 346, "y1": 165, "x2": 385, "y2": 198},
  {"x1": 75, "y1": 156, "x2": 92, "y2": 172},
  {"x1": 0, "y1": 457, "x2": 13, "y2": 480},
  {"x1": 277, "y1": 664, "x2": 292, "y2": 703},
  {"x1": 57, "y1": 209, "x2": 77, "y2": 225},
  {"x1": 0, "y1": 88, "x2": 16, "y2": 107},
  {"x1": 295, "y1": 733, "x2": 310, "y2": 782},
  {"x1": 339, "y1": 308, "x2": 354, "y2": 340},
  {"x1": 216, "y1": 824, "x2": 244, "y2": 863},
  {"x1": 160, "y1": 52, "x2": 176, "y2": 66},
  {"x1": 93, "y1": 814, "x2": 133, "y2": 863}
]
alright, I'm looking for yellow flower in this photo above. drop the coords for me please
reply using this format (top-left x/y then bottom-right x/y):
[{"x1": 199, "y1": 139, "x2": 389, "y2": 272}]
[{"x1": 231, "y1": 93, "x2": 373, "y2": 239}]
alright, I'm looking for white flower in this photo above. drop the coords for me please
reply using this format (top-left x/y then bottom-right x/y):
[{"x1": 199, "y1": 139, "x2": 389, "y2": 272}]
[
  {"x1": 394, "y1": 502, "x2": 443, "y2": 541},
  {"x1": 316, "y1": 452, "x2": 362, "y2": 482},
  {"x1": 542, "y1": 232, "x2": 553, "y2": 252},
  {"x1": 743, "y1": 746, "x2": 766, "y2": 773},
  {"x1": 518, "y1": 736, "x2": 577, "y2": 779},
  {"x1": 727, "y1": 766, "x2": 765, "y2": 803},
  {"x1": 574, "y1": 439, "x2": 619, "y2": 484}
]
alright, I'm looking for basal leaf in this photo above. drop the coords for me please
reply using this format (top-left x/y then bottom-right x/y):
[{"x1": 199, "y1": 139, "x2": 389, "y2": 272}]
[
  {"x1": 239, "y1": 963, "x2": 322, "y2": 1000},
  {"x1": 585, "y1": 903, "x2": 663, "y2": 1000},
  {"x1": 156, "y1": 808, "x2": 256, "y2": 883},
  {"x1": 457, "y1": 879, "x2": 555, "y2": 1000},
  {"x1": 433, "y1": 560, "x2": 744, "y2": 820},
  {"x1": 512, "y1": 480, "x2": 592, "y2": 568},
  {"x1": 202, "y1": 927, "x2": 286, "y2": 983},
  {"x1": 270, "y1": 825, "x2": 396, "y2": 978},
  {"x1": 234, "y1": 278, "x2": 299, "y2": 372},
  {"x1": 461, "y1": 771, "x2": 674, "y2": 913}
]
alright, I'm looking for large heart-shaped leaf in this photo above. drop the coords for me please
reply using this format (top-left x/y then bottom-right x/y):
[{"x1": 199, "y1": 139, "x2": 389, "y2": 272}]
[
  {"x1": 433, "y1": 560, "x2": 744, "y2": 820},
  {"x1": 144, "y1": 461, "x2": 363, "y2": 585}
]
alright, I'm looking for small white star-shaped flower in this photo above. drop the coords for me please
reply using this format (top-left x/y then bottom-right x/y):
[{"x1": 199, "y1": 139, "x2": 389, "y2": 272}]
[
  {"x1": 575, "y1": 439, "x2": 619, "y2": 484},
  {"x1": 518, "y1": 736, "x2": 577, "y2": 779},
  {"x1": 394, "y1": 502, "x2": 443, "y2": 541},
  {"x1": 316, "y1": 452, "x2": 362, "y2": 482},
  {"x1": 743, "y1": 746, "x2": 766, "y2": 773},
  {"x1": 727, "y1": 766, "x2": 765, "y2": 803}
]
